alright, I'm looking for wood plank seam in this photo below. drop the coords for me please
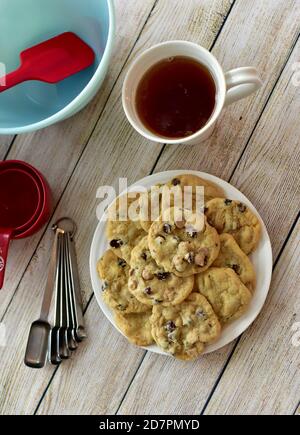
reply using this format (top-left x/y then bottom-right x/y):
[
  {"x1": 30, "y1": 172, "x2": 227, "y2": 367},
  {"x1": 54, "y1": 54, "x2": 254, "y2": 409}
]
[
  {"x1": 293, "y1": 401, "x2": 300, "y2": 415},
  {"x1": 31, "y1": 0, "x2": 237, "y2": 415},
  {"x1": 200, "y1": 211, "x2": 300, "y2": 415},
  {"x1": 209, "y1": 0, "x2": 236, "y2": 51},
  {"x1": 33, "y1": 366, "x2": 60, "y2": 415},
  {"x1": 200, "y1": 337, "x2": 241, "y2": 414},
  {"x1": 114, "y1": 351, "x2": 148, "y2": 415},
  {"x1": 3, "y1": 135, "x2": 16, "y2": 160},
  {"x1": 228, "y1": 30, "x2": 300, "y2": 183},
  {"x1": 0, "y1": 0, "x2": 159, "y2": 326}
]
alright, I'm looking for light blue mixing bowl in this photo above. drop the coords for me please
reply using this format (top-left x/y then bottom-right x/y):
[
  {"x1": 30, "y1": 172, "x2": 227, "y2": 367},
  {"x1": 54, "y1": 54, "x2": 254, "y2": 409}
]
[{"x1": 0, "y1": 0, "x2": 115, "y2": 134}]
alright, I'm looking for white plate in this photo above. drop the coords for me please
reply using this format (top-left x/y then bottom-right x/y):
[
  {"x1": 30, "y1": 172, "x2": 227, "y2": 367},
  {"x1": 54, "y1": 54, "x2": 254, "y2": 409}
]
[{"x1": 90, "y1": 170, "x2": 273, "y2": 355}]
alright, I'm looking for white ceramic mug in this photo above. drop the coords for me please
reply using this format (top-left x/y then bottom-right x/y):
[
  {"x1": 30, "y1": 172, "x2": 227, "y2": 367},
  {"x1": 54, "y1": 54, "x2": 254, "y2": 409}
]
[{"x1": 122, "y1": 40, "x2": 262, "y2": 145}]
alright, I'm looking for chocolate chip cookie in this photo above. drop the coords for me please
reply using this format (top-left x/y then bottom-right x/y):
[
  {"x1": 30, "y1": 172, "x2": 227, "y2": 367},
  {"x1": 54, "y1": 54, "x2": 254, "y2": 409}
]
[
  {"x1": 128, "y1": 236, "x2": 194, "y2": 306},
  {"x1": 139, "y1": 185, "x2": 163, "y2": 232},
  {"x1": 213, "y1": 234, "x2": 256, "y2": 291},
  {"x1": 150, "y1": 292, "x2": 221, "y2": 360},
  {"x1": 97, "y1": 250, "x2": 149, "y2": 314},
  {"x1": 205, "y1": 198, "x2": 261, "y2": 254},
  {"x1": 148, "y1": 207, "x2": 220, "y2": 277},
  {"x1": 196, "y1": 267, "x2": 252, "y2": 324},
  {"x1": 165, "y1": 174, "x2": 225, "y2": 206},
  {"x1": 114, "y1": 310, "x2": 154, "y2": 346},
  {"x1": 106, "y1": 194, "x2": 147, "y2": 263}
]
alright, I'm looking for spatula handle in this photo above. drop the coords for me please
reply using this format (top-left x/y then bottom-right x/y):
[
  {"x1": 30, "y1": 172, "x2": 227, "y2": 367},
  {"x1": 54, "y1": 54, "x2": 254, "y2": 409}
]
[{"x1": 0, "y1": 67, "x2": 27, "y2": 93}]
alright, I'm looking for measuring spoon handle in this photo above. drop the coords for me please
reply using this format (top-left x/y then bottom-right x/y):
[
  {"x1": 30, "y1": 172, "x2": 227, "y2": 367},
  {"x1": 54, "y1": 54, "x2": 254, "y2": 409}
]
[
  {"x1": 24, "y1": 228, "x2": 61, "y2": 368},
  {"x1": 67, "y1": 233, "x2": 87, "y2": 339}
]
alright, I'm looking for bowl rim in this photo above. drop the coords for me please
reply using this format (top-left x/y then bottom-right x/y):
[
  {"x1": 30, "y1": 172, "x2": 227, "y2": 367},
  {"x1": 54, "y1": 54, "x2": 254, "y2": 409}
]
[{"x1": 0, "y1": 0, "x2": 115, "y2": 135}]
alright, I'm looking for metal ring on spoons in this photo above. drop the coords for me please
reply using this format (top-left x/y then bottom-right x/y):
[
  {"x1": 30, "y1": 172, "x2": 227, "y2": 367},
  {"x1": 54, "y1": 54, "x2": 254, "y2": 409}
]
[{"x1": 52, "y1": 217, "x2": 77, "y2": 239}]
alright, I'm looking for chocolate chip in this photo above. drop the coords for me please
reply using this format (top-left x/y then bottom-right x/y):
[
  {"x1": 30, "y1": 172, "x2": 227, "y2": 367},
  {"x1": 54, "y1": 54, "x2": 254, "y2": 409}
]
[
  {"x1": 141, "y1": 252, "x2": 147, "y2": 261},
  {"x1": 156, "y1": 272, "x2": 170, "y2": 280},
  {"x1": 110, "y1": 239, "x2": 123, "y2": 248},
  {"x1": 238, "y1": 203, "x2": 247, "y2": 213},
  {"x1": 224, "y1": 199, "x2": 232, "y2": 206},
  {"x1": 117, "y1": 304, "x2": 126, "y2": 311},
  {"x1": 203, "y1": 207, "x2": 208, "y2": 214},
  {"x1": 186, "y1": 226, "x2": 197, "y2": 238},
  {"x1": 172, "y1": 178, "x2": 181, "y2": 186},
  {"x1": 196, "y1": 309, "x2": 206, "y2": 319},
  {"x1": 154, "y1": 299, "x2": 163, "y2": 304},
  {"x1": 231, "y1": 264, "x2": 241, "y2": 275},
  {"x1": 101, "y1": 281, "x2": 108, "y2": 291},
  {"x1": 144, "y1": 287, "x2": 152, "y2": 295},
  {"x1": 195, "y1": 248, "x2": 209, "y2": 267},
  {"x1": 184, "y1": 252, "x2": 195, "y2": 264},
  {"x1": 163, "y1": 223, "x2": 172, "y2": 234},
  {"x1": 165, "y1": 321, "x2": 176, "y2": 332},
  {"x1": 118, "y1": 259, "x2": 126, "y2": 268}
]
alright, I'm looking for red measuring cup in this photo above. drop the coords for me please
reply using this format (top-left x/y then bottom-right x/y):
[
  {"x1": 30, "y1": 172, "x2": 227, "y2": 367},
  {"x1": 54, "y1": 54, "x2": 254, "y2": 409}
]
[{"x1": 0, "y1": 161, "x2": 53, "y2": 289}]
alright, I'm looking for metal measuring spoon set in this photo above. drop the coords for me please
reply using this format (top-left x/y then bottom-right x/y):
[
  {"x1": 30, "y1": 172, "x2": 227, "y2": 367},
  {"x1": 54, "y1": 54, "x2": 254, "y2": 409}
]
[{"x1": 25, "y1": 218, "x2": 87, "y2": 368}]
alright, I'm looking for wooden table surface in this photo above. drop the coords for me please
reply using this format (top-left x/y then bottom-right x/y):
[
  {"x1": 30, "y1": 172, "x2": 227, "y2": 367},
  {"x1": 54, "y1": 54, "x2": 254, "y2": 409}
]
[{"x1": 0, "y1": 0, "x2": 299, "y2": 416}]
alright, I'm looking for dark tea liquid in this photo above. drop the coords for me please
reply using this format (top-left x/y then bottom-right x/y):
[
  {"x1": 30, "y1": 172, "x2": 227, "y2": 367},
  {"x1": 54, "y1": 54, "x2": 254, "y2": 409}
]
[{"x1": 135, "y1": 56, "x2": 216, "y2": 139}]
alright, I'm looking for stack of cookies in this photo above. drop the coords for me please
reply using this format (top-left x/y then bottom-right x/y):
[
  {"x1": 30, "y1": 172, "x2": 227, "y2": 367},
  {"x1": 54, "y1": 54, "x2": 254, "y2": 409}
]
[{"x1": 97, "y1": 174, "x2": 261, "y2": 361}]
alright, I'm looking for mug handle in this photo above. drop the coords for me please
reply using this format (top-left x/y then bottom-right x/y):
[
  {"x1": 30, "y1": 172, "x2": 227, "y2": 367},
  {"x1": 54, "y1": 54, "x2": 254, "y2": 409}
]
[
  {"x1": 0, "y1": 229, "x2": 13, "y2": 289},
  {"x1": 224, "y1": 66, "x2": 262, "y2": 106}
]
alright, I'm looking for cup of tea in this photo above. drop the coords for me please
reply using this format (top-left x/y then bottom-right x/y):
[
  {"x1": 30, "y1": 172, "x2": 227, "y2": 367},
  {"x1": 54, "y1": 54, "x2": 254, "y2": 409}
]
[
  {"x1": 0, "y1": 160, "x2": 52, "y2": 289},
  {"x1": 122, "y1": 40, "x2": 262, "y2": 145}
]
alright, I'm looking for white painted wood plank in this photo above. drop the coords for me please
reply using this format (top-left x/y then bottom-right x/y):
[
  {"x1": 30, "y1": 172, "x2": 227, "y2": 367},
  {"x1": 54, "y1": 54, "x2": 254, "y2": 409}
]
[
  {"x1": 0, "y1": 0, "x2": 156, "y2": 317},
  {"x1": 36, "y1": 299, "x2": 145, "y2": 415},
  {"x1": 200, "y1": 37, "x2": 300, "y2": 416},
  {"x1": 155, "y1": 0, "x2": 300, "y2": 182},
  {"x1": 0, "y1": 0, "x2": 156, "y2": 415},
  {"x1": 204, "y1": 219, "x2": 300, "y2": 415},
  {"x1": 0, "y1": 0, "x2": 233, "y2": 415},
  {"x1": 119, "y1": 344, "x2": 235, "y2": 415},
  {"x1": 229, "y1": 39, "x2": 300, "y2": 258},
  {"x1": 0, "y1": 135, "x2": 14, "y2": 158},
  {"x1": 117, "y1": 1, "x2": 300, "y2": 415}
]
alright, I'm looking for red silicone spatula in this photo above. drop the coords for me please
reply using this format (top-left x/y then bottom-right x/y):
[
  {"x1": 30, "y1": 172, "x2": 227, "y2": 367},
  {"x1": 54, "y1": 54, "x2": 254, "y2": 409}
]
[{"x1": 0, "y1": 32, "x2": 95, "y2": 93}]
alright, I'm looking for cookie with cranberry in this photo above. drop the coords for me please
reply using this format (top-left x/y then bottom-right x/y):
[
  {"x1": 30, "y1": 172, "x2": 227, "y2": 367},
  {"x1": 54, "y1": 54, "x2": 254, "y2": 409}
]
[
  {"x1": 205, "y1": 198, "x2": 261, "y2": 254},
  {"x1": 196, "y1": 267, "x2": 252, "y2": 324},
  {"x1": 213, "y1": 234, "x2": 256, "y2": 291},
  {"x1": 148, "y1": 207, "x2": 220, "y2": 277},
  {"x1": 106, "y1": 194, "x2": 147, "y2": 263},
  {"x1": 150, "y1": 292, "x2": 221, "y2": 360},
  {"x1": 128, "y1": 236, "x2": 194, "y2": 306},
  {"x1": 114, "y1": 310, "x2": 154, "y2": 346},
  {"x1": 97, "y1": 250, "x2": 149, "y2": 314}
]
